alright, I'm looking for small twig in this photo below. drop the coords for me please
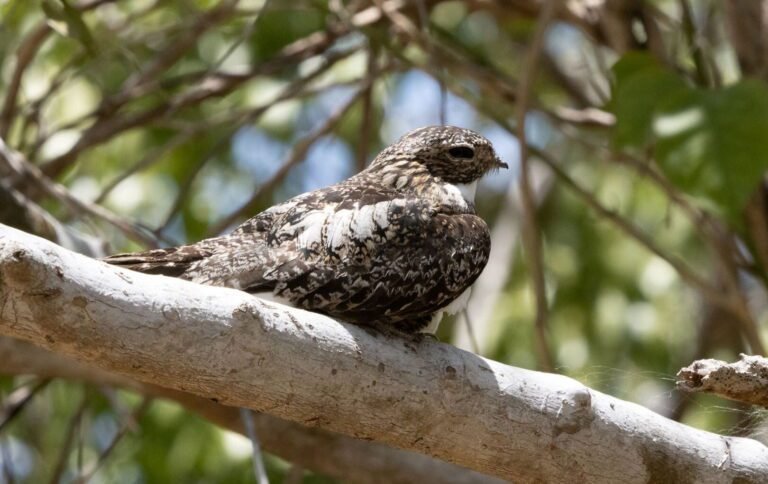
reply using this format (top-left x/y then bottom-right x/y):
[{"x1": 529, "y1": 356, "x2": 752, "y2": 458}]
[
  {"x1": 121, "y1": 0, "x2": 238, "y2": 95},
  {"x1": 155, "y1": 47, "x2": 357, "y2": 234},
  {"x1": 413, "y1": 0, "x2": 447, "y2": 123},
  {"x1": 75, "y1": 397, "x2": 152, "y2": 484},
  {"x1": 608, "y1": 151, "x2": 764, "y2": 354},
  {"x1": 1, "y1": 434, "x2": 15, "y2": 484},
  {"x1": 0, "y1": 23, "x2": 52, "y2": 140},
  {"x1": 39, "y1": 1, "x2": 401, "y2": 180},
  {"x1": 48, "y1": 393, "x2": 89, "y2": 484},
  {"x1": 515, "y1": 0, "x2": 557, "y2": 373},
  {"x1": 679, "y1": 0, "x2": 712, "y2": 87},
  {"x1": 0, "y1": 138, "x2": 160, "y2": 248},
  {"x1": 382, "y1": 6, "x2": 518, "y2": 110},
  {"x1": 94, "y1": 129, "x2": 193, "y2": 204},
  {"x1": 0, "y1": 379, "x2": 51, "y2": 433},
  {"x1": 0, "y1": 0, "x2": 125, "y2": 149},
  {"x1": 240, "y1": 408, "x2": 270, "y2": 484},
  {"x1": 528, "y1": 145, "x2": 736, "y2": 313},
  {"x1": 209, "y1": 0, "x2": 271, "y2": 72},
  {"x1": 76, "y1": 405, "x2": 84, "y2": 481},
  {"x1": 17, "y1": 55, "x2": 83, "y2": 156},
  {"x1": 356, "y1": 45, "x2": 378, "y2": 172},
  {"x1": 208, "y1": 83, "x2": 369, "y2": 235}
]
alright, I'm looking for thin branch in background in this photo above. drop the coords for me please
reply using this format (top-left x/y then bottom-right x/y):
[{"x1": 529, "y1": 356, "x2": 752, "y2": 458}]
[
  {"x1": 413, "y1": 0, "x2": 447, "y2": 124},
  {"x1": 48, "y1": 393, "x2": 89, "y2": 484},
  {"x1": 679, "y1": 0, "x2": 713, "y2": 87},
  {"x1": 439, "y1": 83, "x2": 448, "y2": 125},
  {"x1": 390, "y1": 34, "x2": 615, "y2": 131},
  {"x1": 75, "y1": 397, "x2": 152, "y2": 484},
  {"x1": 37, "y1": 1, "x2": 398, "y2": 181},
  {"x1": 209, "y1": 0, "x2": 272, "y2": 73},
  {"x1": 240, "y1": 408, "x2": 269, "y2": 484},
  {"x1": 356, "y1": 45, "x2": 378, "y2": 172},
  {"x1": 0, "y1": 379, "x2": 50, "y2": 433},
  {"x1": 382, "y1": 2, "x2": 520, "y2": 120},
  {"x1": 541, "y1": 51, "x2": 594, "y2": 107},
  {"x1": 3, "y1": 0, "x2": 132, "y2": 154},
  {"x1": 16, "y1": 56, "x2": 83, "y2": 155},
  {"x1": 155, "y1": 48, "x2": 358, "y2": 235},
  {"x1": 514, "y1": 0, "x2": 557, "y2": 373},
  {"x1": 1, "y1": 434, "x2": 14, "y2": 484},
  {"x1": 94, "y1": 129, "x2": 193, "y2": 204},
  {"x1": 597, "y1": 151, "x2": 763, "y2": 354},
  {"x1": 77, "y1": 406, "x2": 84, "y2": 482},
  {"x1": 537, "y1": 115, "x2": 764, "y2": 354},
  {"x1": 528, "y1": 145, "x2": 744, "y2": 320},
  {"x1": 0, "y1": 23, "x2": 52, "y2": 141},
  {"x1": 208, "y1": 83, "x2": 370, "y2": 235},
  {"x1": 0, "y1": 138, "x2": 161, "y2": 248},
  {"x1": 120, "y1": 0, "x2": 238, "y2": 96},
  {"x1": 577, "y1": 49, "x2": 611, "y2": 106}
]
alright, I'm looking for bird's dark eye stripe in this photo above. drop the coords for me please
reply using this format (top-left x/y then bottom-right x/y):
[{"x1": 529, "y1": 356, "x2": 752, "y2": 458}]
[{"x1": 448, "y1": 146, "x2": 475, "y2": 159}]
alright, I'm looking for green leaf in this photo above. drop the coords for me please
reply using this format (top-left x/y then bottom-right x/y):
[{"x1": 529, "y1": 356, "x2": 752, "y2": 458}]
[
  {"x1": 42, "y1": 0, "x2": 98, "y2": 55},
  {"x1": 653, "y1": 80, "x2": 768, "y2": 221},
  {"x1": 610, "y1": 52, "x2": 688, "y2": 148},
  {"x1": 41, "y1": 0, "x2": 65, "y2": 20},
  {"x1": 610, "y1": 52, "x2": 768, "y2": 223}
]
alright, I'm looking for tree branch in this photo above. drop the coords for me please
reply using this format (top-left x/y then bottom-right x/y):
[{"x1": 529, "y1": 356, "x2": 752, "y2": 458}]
[
  {"x1": 1, "y1": 225, "x2": 767, "y2": 482},
  {"x1": 0, "y1": 337, "x2": 499, "y2": 484},
  {"x1": 677, "y1": 355, "x2": 768, "y2": 409}
]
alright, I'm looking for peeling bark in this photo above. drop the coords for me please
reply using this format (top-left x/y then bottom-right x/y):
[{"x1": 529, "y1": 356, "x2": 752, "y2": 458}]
[{"x1": 677, "y1": 354, "x2": 768, "y2": 409}]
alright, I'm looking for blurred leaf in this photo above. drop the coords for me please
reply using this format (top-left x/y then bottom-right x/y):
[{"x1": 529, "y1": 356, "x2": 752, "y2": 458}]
[
  {"x1": 610, "y1": 52, "x2": 688, "y2": 148},
  {"x1": 654, "y1": 80, "x2": 768, "y2": 221},
  {"x1": 250, "y1": 9, "x2": 325, "y2": 61},
  {"x1": 42, "y1": 0, "x2": 97, "y2": 55},
  {"x1": 611, "y1": 52, "x2": 768, "y2": 222},
  {"x1": 41, "y1": 0, "x2": 65, "y2": 20}
]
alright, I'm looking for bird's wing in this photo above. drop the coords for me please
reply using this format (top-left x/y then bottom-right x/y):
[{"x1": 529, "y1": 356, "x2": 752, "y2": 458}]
[
  {"x1": 103, "y1": 181, "x2": 490, "y2": 332},
  {"x1": 232, "y1": 183, "x2": 490, "y2": 330}
]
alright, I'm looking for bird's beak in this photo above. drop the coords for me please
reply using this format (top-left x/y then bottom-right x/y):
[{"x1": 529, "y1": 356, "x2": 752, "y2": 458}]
[{"x1": 495, "y1": 157, "x2": 509, "y2": 169}]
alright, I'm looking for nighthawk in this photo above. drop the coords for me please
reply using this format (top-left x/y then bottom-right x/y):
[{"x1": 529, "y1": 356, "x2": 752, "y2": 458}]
[{"x1": 105, "y1": 126, "x2": 507, "y2": 333}]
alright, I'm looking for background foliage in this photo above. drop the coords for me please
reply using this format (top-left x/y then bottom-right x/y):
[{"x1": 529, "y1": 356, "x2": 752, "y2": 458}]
[{"x1": 1, "y1": 0, "x2": 767, "y2": 482}]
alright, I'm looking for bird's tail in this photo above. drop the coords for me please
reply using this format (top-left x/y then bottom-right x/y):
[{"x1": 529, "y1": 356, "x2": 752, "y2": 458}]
[{"x1": 103, "y1": 245, "x2": 212, "y2": 278}]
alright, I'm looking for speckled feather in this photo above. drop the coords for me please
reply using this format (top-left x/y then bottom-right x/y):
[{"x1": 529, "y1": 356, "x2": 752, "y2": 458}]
[{"x1": 104, "y1": 126, "x2": 506, "y2": 333}]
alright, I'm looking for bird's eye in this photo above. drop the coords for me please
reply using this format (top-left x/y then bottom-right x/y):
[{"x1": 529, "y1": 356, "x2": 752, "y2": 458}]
[{"x1": 448, "y1": 146, "x2": 475, "y2": 159}]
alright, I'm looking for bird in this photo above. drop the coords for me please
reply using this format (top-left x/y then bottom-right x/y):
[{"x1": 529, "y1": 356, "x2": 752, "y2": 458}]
[{"x1": 104, "y1": 126, "x2": 507, "y2": 334}]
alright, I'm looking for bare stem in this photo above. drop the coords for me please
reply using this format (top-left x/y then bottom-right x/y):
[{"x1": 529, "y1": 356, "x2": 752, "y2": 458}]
[{"x1": 515, "y1": 0, "x2": 558, "y2": 373}]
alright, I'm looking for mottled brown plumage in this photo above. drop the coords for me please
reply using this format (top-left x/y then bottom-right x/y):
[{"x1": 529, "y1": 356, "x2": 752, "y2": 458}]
[{"x1": 105, "y1": 126, "x2": 506, "y2": 333}]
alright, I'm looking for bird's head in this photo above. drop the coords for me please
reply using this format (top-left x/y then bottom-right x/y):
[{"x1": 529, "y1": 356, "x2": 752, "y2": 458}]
[{"x1": 370, "y1": 125, "x2": 508, "y2": 184}]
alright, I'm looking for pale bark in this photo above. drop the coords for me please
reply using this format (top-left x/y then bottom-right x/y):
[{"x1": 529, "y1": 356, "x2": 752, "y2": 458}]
[
  {"x1": 677, "y1": 354, "x2": 768, "y2": 409},
  {"x1": 0, "y1": 337, "x2": 499, "y2": 484},
  {"x1": 1, "y1": 224, "x2": 767, "y2": 483}
]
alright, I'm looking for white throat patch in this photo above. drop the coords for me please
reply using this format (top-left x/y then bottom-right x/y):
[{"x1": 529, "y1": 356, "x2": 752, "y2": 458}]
[
  {"x1": 439, "y1": 180, "x2": 478, "y2": 210},
  {"x1": 455, "y1": 181, "x2": 478, "y2": 204}
]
